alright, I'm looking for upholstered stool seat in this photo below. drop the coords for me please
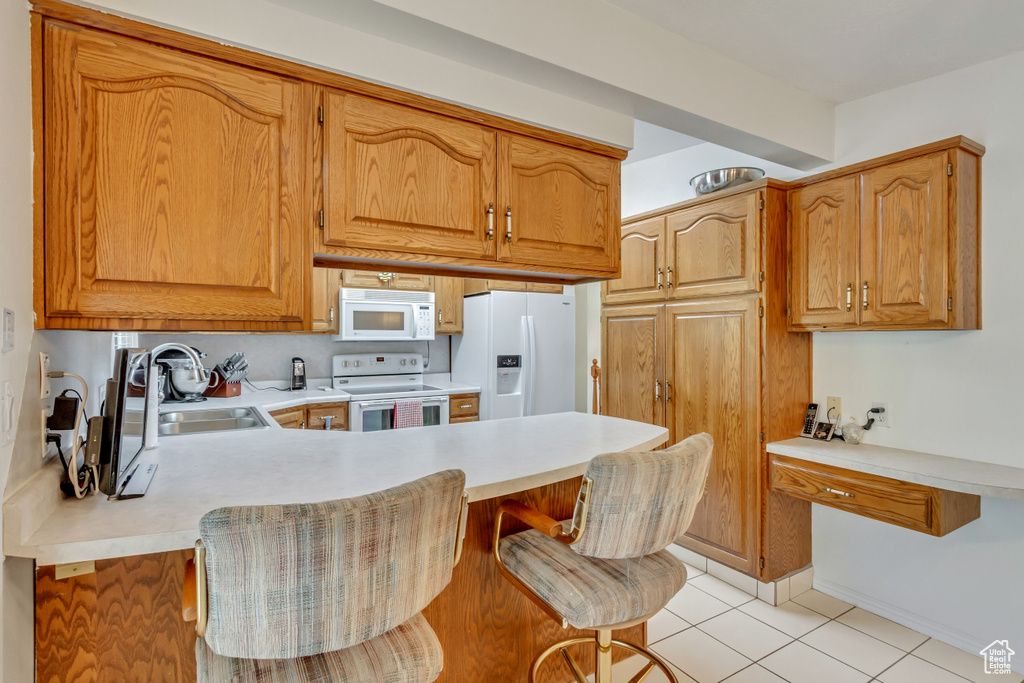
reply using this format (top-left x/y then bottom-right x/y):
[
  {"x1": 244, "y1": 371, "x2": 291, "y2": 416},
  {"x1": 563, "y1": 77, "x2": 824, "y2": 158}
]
[
  {"x1": 196, "y1": 613, "x2": 443, "y2": 683},
  {"x1": 499, "y1": 528, "x2": 687, "y2": 629}
]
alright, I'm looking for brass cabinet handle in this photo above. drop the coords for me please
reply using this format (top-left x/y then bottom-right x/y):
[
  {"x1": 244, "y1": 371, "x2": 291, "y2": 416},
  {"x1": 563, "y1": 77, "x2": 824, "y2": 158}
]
[
  {"x1": 299, "y1": 421, "x2": 305, "y2": 429},
  {"x1": 862, "y1": 281, "x2": 869, "y2": 310},
  {"x1": 666, "y1": 267, "x2": 674, "y2": 289},
  {"x1": 438, "y1": 309, "x2": 442, "y2": 324},
  {"x1": 505, "y1": 206, "x2": 513, "y2": 243},
  {"x1": 822, "y1": 486, "x2": 853, "y2": 498},
  {"x1": 486, "y1": 203, "x2": 494, "y2": 240},
  {"x1": 329, "y1": 305, "x2": 334, "y2": 323},
  {"x1": 656, "y1": 268, "x2": 663, "y2": 289},
  {"x1": 846, "y1": 283, "x2": 852, "y2": 312},
  {"x1": 655, "y1": 379, "x2": 660, "y2": 402},
  {"x1": 665, "y1": 381, "x2": 672, "y2": 402}
]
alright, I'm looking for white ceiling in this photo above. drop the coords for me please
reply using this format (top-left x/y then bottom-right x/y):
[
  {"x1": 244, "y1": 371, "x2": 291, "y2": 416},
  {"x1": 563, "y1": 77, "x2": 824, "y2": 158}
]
[
  {"x1": 625, "y1": 121, "x2": 704, "y2": 164},
  {"x1": 603, "y1": 0, "x2": 1024, "y2": 103}
]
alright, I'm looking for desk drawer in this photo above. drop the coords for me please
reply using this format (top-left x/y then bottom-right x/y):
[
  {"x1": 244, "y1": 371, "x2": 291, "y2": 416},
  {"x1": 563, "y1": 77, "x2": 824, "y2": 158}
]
[
  {"x1": 769, "y1": 454, "x2": 979, "y2": 536},
  {"x1": 450, "y1": 393, "x2": 479, "y2": 418},
  {"x1": 771, "y1": 455, "x2": 934, "y2": 532}
]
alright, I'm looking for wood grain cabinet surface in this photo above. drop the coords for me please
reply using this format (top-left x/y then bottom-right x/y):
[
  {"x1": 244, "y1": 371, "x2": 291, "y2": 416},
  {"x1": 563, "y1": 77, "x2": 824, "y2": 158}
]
[
  {"x1": 40, "y1": 21, "x2": 309, "y2": 330},
  {"x1": 434, "y1": 277, "x2": 464, "y2": 335},
  {"x1": 788, "y1": 138, "x2": 983, "y2": 331},
  {"x1": 311, "y1": 267, "x2": 342, "y2": 332},
  {"x1": 601, "y1": 183, "x2": 812, "y2": 580},
  {"x1": 341, "y1": 270, "x2": 433, "y2": 291}
]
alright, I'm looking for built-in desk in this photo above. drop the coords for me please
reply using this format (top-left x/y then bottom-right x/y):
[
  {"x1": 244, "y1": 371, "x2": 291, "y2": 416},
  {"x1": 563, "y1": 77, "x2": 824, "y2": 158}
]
[{"x1": 767, "y1": 438, "x2": 1024, "y2": 537}]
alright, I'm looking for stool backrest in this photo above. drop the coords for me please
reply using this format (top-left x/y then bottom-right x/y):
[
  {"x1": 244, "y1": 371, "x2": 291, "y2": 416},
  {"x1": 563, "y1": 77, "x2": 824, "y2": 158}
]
[
  {"x1": 572, "y1": 433, "x2": 713, "y2": 559},
  {"x1": 199, "y1": 469, "x2": 466, "y2": 659}
]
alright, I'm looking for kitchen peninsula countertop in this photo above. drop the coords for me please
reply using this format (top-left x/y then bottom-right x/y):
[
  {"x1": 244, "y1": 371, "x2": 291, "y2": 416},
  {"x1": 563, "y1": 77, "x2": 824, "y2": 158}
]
[{"x1": 4, "y1": 413, "x2": 667, "y2": 566}]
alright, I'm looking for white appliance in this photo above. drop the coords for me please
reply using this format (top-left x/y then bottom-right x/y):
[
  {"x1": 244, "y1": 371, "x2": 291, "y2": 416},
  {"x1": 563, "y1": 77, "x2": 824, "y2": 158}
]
[
  {"x1": 333, "y1": 288, "x2": 435, "y2": 342},
  {"x1": 452, "y1": 290, "x2": 575, "y2": 420},
  {"x1": 332, "y1": 353, "x2": 449, "y2": 431}
]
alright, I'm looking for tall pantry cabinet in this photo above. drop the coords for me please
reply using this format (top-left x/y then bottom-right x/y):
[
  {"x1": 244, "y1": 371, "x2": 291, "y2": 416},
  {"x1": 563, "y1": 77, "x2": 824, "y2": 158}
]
[{"x1": 602, "y1": 181, "x2": 812, "y2": 580}]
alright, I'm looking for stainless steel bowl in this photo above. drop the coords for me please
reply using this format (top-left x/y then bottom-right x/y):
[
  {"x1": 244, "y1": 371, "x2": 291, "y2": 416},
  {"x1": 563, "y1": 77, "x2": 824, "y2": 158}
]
[
  {"x1": 689, "y1": 167, "x2": 765, "y2": 195},
  {"x1": 169, "y1": 366, "x2": 214, "y2": 397}
]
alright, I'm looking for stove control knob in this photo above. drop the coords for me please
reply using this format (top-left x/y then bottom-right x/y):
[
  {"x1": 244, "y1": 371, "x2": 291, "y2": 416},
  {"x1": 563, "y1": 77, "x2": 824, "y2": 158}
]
[
  {"x1": 354, "y1": 360, "x2": 361, "y2": 367},
  {"x1": 400, "y1": 359, "x2": 406, "y2": 365},
  {"x1": 342, "y1": 361, "x2": 349, "y2": 367},
  {"x1": 411, "y1": 358, "x2": 418, "y2": 366}
]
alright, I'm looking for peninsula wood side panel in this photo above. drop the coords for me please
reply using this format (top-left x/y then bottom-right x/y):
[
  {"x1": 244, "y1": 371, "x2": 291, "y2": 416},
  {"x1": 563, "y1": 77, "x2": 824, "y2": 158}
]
[
  {"x1": 42, "y1": 21, "x2": 308, "y2": 330},
  {"x1": 34, "y1": 479, "x2": 639, "y2": 683}
]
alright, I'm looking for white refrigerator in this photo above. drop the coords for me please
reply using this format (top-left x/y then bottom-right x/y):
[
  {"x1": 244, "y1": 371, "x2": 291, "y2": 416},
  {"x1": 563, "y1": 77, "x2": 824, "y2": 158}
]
[{"x1": 452, "y1": 290, "x2": 575, "y2": 420}]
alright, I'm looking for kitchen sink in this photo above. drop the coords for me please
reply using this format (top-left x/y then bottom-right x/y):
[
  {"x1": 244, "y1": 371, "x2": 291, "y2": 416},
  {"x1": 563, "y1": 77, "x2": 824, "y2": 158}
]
[{"x1": 124, "y1": 406, "x2": 269, "y2": 436}]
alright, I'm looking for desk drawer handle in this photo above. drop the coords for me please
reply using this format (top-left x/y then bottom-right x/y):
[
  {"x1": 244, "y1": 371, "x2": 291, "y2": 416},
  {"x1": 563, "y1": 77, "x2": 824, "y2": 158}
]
[{"x1": 822, "y1": 486, "x2": 853, "y2": 498}]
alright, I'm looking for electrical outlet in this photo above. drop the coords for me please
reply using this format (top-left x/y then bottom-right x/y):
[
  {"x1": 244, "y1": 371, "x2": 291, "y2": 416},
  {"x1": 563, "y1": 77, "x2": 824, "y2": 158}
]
[
  {"x1": 826, "y1": 396, "x2": 843, "y2": 422},
  {"x1": 39, "y1": 352, "x2": 51, "y2": 399},
  {"x1": 872, "y1": 402, "x2": 890, "y2": 427},
  {"x1": 41, "y1": 409, "x2": 51, "y2": 459}
]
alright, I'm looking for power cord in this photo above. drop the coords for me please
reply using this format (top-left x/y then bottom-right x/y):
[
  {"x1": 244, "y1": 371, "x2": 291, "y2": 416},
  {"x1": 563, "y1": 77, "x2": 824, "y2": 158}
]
[
  {"x1": 244, "y1": 378, "x2": 290, "y2": 392},
  {"x1": 47, "y1": 371, "x2": 90, "y2": 499}
]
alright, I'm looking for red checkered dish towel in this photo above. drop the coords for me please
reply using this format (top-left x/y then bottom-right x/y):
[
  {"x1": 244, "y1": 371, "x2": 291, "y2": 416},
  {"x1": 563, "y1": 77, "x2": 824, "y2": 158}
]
[{"x1": 393, "y1": 399, "x2": 424, "y2": 429}]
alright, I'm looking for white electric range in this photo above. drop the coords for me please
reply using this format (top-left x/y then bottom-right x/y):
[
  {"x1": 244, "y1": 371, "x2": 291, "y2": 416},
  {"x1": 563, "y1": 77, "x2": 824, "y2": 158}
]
[{"x1": 332, "y1": 353, "x2": 450, "y2": 431}]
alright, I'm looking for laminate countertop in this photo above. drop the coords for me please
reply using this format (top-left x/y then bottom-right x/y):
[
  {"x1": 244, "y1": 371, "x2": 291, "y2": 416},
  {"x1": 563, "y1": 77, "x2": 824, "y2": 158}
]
[{"x1": 3, "y1": 413, "x2": 668, "y2": 566}]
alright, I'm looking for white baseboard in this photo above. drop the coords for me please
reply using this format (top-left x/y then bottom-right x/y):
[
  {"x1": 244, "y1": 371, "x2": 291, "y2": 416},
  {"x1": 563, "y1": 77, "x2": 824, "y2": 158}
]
[{"x1": 814, "y1": 577, "x2": 1024, "y2": 676}]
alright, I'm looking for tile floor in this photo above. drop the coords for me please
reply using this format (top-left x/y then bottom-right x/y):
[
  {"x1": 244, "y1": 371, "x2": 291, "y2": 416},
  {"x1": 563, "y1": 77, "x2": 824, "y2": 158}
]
[{"x1": 601, "y1": 559, "x2": 1023, "y2": 683}]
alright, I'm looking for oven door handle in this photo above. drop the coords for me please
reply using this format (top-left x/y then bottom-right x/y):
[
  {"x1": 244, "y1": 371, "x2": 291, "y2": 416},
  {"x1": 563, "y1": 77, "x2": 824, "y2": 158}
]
[{"x1": 354, "y1": 396, "x2": 450, "y2": 408}]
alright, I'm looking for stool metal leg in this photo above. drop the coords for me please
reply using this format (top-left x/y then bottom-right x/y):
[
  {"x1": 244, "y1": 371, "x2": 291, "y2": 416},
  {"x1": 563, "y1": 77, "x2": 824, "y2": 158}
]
[
  {"x1": 529, "y1": 633, "x2": 680, "y2": 683},
  {"x1": 595, "y1": 629, "x2": 613, "y2": 682}
]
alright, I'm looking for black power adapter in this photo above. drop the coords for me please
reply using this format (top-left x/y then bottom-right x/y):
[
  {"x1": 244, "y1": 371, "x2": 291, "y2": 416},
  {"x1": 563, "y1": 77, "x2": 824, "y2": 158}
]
[{"x1": 47, "y1": 393, "x2": 80, "y2": 431}]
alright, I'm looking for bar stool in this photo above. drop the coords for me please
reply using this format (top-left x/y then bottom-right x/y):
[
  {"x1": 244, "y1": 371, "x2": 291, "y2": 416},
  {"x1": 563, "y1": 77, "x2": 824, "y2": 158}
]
[
  {"x1": 183, "y1": 469, "x2": 469, "y2": 683},
  {"x1": 493, "y1": 433, "x2": 713, "y2": 683}
]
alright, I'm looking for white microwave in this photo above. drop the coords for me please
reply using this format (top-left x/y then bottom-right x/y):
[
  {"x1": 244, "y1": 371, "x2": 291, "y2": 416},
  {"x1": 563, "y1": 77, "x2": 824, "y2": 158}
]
[{"x1": 333, "y1": 288, "x2": 435, "y2": 341}]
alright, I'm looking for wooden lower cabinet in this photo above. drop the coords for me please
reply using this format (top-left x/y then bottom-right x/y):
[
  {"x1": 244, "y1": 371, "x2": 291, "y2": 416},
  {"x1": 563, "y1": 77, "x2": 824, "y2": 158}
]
[
  {"x1": 269, "y1": 403, "x2": 351, "y2": 431},
  {"x1": 602, "y1": 187, "x2": 812, "y2": 580},
  {"x1": 34, "y1": 478, "x2": 639, "y2": 683},
  {"x1": 449, "y1": 393, "x2": 480, "y2": 421},
  {"x1": 268, "y1": 407, "x2": 306, "y2": 429}
]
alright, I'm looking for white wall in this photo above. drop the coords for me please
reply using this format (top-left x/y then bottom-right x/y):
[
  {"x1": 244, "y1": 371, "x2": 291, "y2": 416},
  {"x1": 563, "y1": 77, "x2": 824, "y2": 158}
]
[
  {"x1": 0, "y1": 0, "x2": 37, "y2": 678},
  {"x1": 621, "y1": 142, "x2": 804, "y2": 218},
  {"x1": 809, "y1": 50, "x2": 1024, "y2": 668}
]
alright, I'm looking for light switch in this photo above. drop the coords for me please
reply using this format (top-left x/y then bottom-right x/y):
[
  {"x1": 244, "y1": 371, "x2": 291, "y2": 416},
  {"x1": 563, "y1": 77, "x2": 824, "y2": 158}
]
[{"x1": 2, "y1": 308, "x2": 13, "y2": 353}]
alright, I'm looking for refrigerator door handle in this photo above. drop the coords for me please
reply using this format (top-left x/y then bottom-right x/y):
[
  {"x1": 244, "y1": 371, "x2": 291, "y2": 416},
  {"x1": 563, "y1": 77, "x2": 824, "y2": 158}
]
[{"x1": 521, "y1": 315, "x2": 537, "y2": 417}]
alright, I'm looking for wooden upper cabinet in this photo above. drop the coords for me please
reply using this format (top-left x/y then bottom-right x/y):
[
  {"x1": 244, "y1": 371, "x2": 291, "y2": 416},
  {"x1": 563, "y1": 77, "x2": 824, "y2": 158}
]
[
  {"x1": 861, "y1": 153, "x2": 948, "y2": 327},
  {"x1": 42, "y1": 22, "x2": 308, "y2": 329},
  {"x1": 602, "y1": 217, "x2": 667, "y2": 305},
  {"x1": 788, "y1": 139, "x2": 981, "y2": 331},
  {"x1": 666, "y1": 297, "x2": 760, "y2": 572},
  {"x1": 434, "y1": 277, "x2": 464, "y2": 335},
  {"x1": 666, "y1": 191, "x2": 761, "y2": 299},
  {"x1": 390, "y1": 273, "x2": 434, "y2": 291},
  {"x1": 341, "y1": 270, "x2": 432, "y2": 291},
  {"x1": 789, "y1": 176, "x2": 860, "y2": 328},
  {"x1": 601, "y1": 305, "x2": 664, "y2": 429},
  {"x1": 311, "y1": 267, "x2": 341, "y2": 332},
  {"x1": 497, "y1": 134, "x2": 620, "y2": 273},
  {"x1": 322, "y1": 92, "x2": 496, "y2": 260}
]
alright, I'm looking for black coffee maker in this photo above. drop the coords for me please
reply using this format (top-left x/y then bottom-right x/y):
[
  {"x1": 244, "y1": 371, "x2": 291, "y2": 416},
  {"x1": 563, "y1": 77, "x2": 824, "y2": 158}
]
[{"x1": 290, "y1": 357, "x2": 306, "y2": 391}]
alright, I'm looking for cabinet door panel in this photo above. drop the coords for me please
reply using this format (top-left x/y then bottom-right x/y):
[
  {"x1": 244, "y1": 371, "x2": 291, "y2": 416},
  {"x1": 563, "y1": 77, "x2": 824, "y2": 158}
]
[
  {"x1": 44, "y1": 23, "x2": 306, "y2": 325},
  {"x1": 789, "y1": 176, "x2": 860, "y2": 328},
  {"x1": 390, "y1": 273, "x2": 433, "y2": 291},
  {"x1": 861, "y1": 153, "x2": 948, "y2": 326},
  {"x1": 601, "y1": 306, "x2": 664, "y2": 428},
  {"x1": 341, "y1": 270, "x2": 392, "y2": 289},
  {"x1": 435, "y1": 277, "x2": 464, "y2": 334},
  {"x1": 666, "y1": 192, "x2": 760, "y2": 299},
  {"x1": 311, "y1": 267, "x2": 340, "y2": 332},
  {"x1": 323, "y1": 92, "x2": 496, "y2": 260},
  {"x1": 666, "y1": 298, "x2": 759, "y2": 573},
  {"x1": 498, "y1": 134, "x2": 619, "y2": 273},
  {"x1": 602, "y1": 217, "x2": 666, "y2": 305}
]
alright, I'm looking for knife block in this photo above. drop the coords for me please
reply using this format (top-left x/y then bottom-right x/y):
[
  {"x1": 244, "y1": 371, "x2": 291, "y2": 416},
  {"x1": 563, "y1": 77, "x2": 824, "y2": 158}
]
[{"x1": 204, "y1": 373, "x2": 242, "y2": 398}]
